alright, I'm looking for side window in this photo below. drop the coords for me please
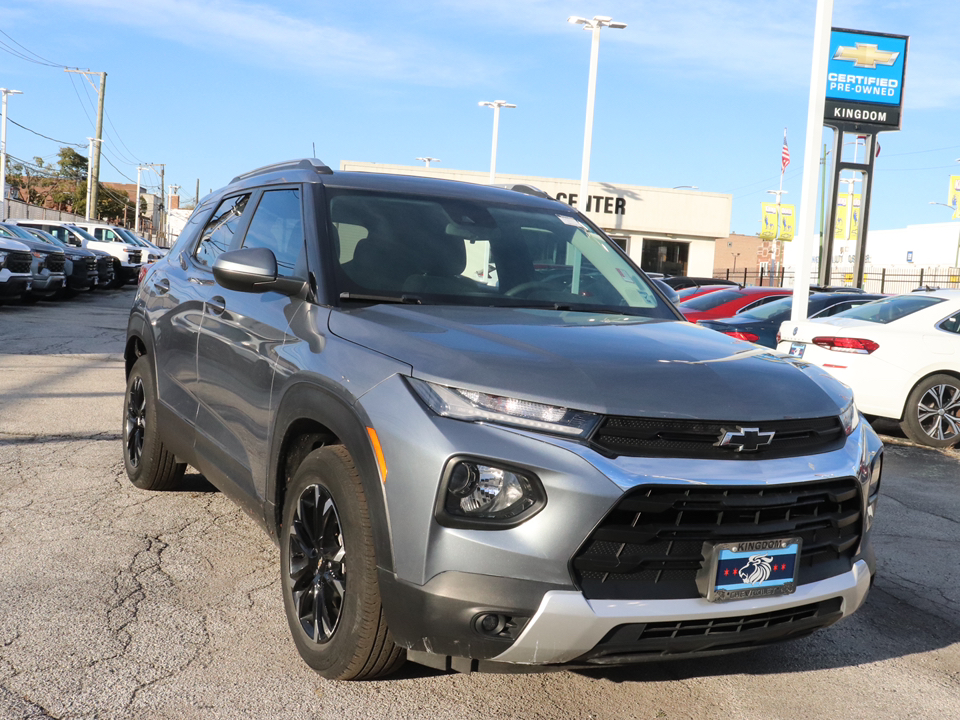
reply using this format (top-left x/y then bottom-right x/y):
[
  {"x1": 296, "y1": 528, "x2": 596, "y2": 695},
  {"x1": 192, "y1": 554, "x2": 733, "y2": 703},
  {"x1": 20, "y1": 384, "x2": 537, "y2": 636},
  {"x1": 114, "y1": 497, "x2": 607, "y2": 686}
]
[
  {"x1": 195, "y1": 194, "x2": 250, "y2": 268},
  {"x1": 939, "y1": 312, "x2": 960, "y2": 334},
  {"x1": 94, "y1": 229, "x2": 105, "y2": 241},
  {"x1": 240, "y1": 189, "x2": 304, "y2": 277}
]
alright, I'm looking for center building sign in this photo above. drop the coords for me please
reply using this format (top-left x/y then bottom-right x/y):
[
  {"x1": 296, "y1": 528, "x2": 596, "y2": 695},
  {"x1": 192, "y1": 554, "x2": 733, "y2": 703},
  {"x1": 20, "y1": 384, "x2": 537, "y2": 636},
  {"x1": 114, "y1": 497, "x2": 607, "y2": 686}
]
[{"x1": 340, "y1": 161, "x2": 733, "y2": 278}]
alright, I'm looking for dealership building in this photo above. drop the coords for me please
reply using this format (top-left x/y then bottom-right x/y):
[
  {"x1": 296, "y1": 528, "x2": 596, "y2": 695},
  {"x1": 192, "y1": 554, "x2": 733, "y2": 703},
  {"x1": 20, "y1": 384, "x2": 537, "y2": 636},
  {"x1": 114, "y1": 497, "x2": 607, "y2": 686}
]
[{"x1": 341, "y1": 162, "x2": 733, "y2": 277}]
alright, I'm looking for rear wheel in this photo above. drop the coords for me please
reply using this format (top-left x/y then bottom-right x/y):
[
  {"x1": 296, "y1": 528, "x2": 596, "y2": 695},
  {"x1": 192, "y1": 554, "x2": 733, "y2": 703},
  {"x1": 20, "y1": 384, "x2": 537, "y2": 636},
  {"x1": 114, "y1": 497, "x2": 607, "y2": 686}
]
[
  {"x1": 281, "y1": 446, "x2": 404, "y2": 680},
  {"x1": 900, "y1": 374, "x2": 960, "y2": 448},
  {"x1": 123, "y1": 356, "x2": 186, "y2": 489}
]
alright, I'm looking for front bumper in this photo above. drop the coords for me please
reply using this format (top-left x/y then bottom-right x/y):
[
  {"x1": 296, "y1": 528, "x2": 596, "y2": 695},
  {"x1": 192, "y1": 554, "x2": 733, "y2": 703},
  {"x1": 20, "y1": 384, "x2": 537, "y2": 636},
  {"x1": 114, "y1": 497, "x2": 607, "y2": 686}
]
[{"x1": 358, "y1": 375, "x2": 882, "y2": 669}]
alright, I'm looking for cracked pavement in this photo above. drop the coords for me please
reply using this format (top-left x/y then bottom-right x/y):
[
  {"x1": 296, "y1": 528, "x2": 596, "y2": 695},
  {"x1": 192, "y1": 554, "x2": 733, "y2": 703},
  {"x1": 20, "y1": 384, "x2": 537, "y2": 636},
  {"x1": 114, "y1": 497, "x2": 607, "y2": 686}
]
[{"x1": 1, "y1": 289, "x2": 959, "y2": 719}]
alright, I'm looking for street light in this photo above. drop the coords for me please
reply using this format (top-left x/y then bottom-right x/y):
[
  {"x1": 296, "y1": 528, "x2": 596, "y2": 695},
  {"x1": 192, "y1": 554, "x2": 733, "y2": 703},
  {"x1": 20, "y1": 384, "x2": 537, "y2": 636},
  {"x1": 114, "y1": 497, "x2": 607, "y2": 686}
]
[
  {"x1": 479, "y1": 100, "x2": 516, "y2": 184},
  {"x1": 0, "y1": 88, "x2": 23, "y2": 221},
  {"x1": 568, "y1": 15, "x2": 626, "y2": 214},
  {"x1": 416, "y1": 157, "x2": 440, "y2": 167}
]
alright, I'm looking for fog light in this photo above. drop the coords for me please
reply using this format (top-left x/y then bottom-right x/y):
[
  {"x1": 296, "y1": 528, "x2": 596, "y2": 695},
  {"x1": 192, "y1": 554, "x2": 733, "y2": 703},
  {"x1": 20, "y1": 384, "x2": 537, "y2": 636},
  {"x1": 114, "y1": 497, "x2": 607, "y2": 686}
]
[{"x1": 439, "y1": 459, "x2": 545, "y2": 527}]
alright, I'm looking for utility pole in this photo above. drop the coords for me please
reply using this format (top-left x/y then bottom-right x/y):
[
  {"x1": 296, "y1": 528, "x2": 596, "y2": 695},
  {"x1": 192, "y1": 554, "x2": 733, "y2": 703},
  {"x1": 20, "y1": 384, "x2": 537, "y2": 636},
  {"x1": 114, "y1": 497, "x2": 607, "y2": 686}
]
[
  {"x1": 135, "y1": 165, "x2": 142, "y2": 232},
  {"x1": 195, "y1": 178, "x2": 200, "y2": 206},
  {"x1": 65, "y1": 69, "x2": 106, "y2": 217},
  {"x1": 0, "y1": 88, "x2": 23, "y2": 221},
  {"x1": 139, "y1": 163, "x2": 164, "y2": 238},
  {"x1": 159, "y1": 164, "x2": 165, "y2": 242}
]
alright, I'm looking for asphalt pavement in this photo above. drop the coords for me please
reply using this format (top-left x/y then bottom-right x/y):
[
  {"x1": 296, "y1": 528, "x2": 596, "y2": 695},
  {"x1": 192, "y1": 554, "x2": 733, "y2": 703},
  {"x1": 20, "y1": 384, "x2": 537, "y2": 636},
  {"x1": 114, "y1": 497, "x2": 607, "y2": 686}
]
[{"x1": 0, "y1": 289, "x2": 958, "y2": 720}]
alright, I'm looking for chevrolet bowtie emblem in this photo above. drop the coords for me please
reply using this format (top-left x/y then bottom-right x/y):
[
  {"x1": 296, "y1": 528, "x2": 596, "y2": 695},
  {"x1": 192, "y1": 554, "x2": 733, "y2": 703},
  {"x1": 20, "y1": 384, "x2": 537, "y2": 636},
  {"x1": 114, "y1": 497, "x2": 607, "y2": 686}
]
[
  {"x1": 715, "y1": 427, "x2": 776, "y2": 453},
  {"x1": 833, "y1": 43, "x2": 899, "y2": 69}
]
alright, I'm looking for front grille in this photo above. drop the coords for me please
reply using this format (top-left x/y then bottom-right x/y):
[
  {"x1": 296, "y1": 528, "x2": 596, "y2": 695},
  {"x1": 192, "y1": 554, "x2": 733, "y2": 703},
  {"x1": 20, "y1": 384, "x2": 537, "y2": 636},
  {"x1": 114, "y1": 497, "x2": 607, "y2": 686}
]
[
  {"x1": 128, "y1": 251, "x2": 141, "y2": 264},
  {"x1": 573, "y1": 479, "x2": 862, "y2": 600},
  {"x1": 45, "y1": 254, "x2": 65, "y2": 273},
  {"x1": 576, "y1": 598, "x2": 844, "y2": 663},
  {"x1": 590, "y1": 415, "x2": 845, "y2": 459},
  {"x1": 6, "y1": 251, "x2": 32, "y2": 274}
]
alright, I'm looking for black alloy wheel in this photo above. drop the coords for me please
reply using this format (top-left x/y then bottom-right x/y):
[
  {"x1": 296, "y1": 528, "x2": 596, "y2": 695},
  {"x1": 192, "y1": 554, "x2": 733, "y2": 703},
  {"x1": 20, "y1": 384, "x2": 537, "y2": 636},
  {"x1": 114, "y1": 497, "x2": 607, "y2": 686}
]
[
  {"x1": 287, "y1": 483, "x2": 346, "y2": 644},
  {"x1": 122, "y1": 355, "x2": 186, "y2": 490},
  {"x1": 125, "y1": 375, "x2": 146, "y2": 469}
]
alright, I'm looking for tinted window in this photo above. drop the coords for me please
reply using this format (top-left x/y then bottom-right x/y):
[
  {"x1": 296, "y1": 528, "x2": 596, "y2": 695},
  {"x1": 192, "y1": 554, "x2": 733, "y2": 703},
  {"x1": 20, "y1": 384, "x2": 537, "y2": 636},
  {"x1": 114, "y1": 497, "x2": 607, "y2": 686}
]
[
  {"x1": 326, "y1": 190, "x2": 671, "y2": 317},
  {"x1": 831, "y1": 294, "x2": 945, "y2": 324},
  {"x1": 241, "y1": 189, "x2": 304, "y2": 277},
  {"x1": 195, "y1": 194, "x2": 250, "y2": 267},
  {"x1": 738, "y1": 296, "x2": 793, "y2": 321},
  {"x1": 678, "y1": 289, "x2": 742, "y2": 311},
  {"x1": 939, "y1": 312, "x2": 960, "y2": 334}
]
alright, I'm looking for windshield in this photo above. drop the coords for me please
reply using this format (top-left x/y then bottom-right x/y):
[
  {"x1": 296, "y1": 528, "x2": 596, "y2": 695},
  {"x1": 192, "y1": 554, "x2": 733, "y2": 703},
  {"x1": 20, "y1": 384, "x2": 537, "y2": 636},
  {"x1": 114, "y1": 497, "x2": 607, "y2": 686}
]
[
  {"x1": 115, "y1": 227, "x2": 148, "y2": 246},
  {"x1": 327, "y1": 190, "x2": 673, "y2": 318},
  {"x1": 829, "y1": 293, "x2": 945, "y2": 324},
  {"x1": 1, "y1": 223, "x2": 39, "y2": 241},
  {"x1": 65, "y1": 225, "x2": 99, "y2": 243},
  {"x1": 24, "y1": 228, "x2": 67, "y2": 248}
]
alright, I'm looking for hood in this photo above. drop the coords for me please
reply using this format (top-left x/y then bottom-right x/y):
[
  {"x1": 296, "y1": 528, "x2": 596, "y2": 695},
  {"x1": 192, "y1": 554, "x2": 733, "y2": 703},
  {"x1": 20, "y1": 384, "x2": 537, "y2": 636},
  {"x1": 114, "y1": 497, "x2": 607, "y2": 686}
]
[
  {"x1": 329, "y1": 305, "x2": 850, "y2": 421},
  {"x1": 0, "y1": 237, "x2": 30, "y2": 253}
]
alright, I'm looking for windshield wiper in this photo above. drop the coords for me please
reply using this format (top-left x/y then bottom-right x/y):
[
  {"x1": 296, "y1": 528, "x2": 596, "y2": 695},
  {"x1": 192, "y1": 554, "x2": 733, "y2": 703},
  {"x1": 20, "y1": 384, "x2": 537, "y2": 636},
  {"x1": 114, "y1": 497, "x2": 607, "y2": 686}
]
[{"x1": 339, "y1": 292, "x2": 423, "y2": 305}]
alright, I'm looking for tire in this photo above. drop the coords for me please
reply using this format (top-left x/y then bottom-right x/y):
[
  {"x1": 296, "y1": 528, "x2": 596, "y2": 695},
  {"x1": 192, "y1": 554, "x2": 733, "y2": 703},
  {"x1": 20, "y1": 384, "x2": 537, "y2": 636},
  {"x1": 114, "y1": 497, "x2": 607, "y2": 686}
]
[
  {"x1": 109, "y1": 259, "x2": 125, "y2": 288},
  {"x1": 122, "y1": 356, "x2": 186, "y2": 490},
  {"x1": 900, "y1": 374, "x2": 960, "y2": 448},
  {"x1": 281, "y1": 446, "x2": 404, "y2": 680}
]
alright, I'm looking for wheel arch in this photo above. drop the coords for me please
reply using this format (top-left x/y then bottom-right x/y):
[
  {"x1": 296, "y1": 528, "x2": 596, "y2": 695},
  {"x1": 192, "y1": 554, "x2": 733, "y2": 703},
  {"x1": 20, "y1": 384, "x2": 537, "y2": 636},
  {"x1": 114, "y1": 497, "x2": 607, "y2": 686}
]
[
  {"x1": 268, "y1": 382, "x2": 395, "y2": 573},
  {"x1": 124, "y1": 313, "x2": 152, "y2": 378}
]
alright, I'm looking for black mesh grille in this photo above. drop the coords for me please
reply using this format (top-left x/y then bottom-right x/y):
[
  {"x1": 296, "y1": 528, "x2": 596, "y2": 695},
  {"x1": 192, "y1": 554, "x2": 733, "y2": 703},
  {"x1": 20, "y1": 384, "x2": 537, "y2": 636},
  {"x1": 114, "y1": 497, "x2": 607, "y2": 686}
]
[
  {"x1": 573, "y1": 479, "x2": 862, "y2": 600},
  {"x1": 590, "y1": 415, "x2": 845, "y2": 459},
  {"x1": 128, "y1": 251, "x2": 141, "y2": 264},
  {"x1": 577, "y1": 598, "x2": 844, "y2": 662},
  {"x1": 6, "y1": 251, "x2": 32, "y2": 274},
  {"x1": 45, "y1": 254, "x2": 65, "y2": 273}
]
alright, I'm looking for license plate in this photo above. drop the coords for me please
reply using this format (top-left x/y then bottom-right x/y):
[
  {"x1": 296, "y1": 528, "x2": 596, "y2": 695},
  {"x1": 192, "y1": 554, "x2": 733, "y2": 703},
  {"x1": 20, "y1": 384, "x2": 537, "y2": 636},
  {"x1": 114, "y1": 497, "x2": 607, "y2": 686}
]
[
  {"x1": 697, "y1": 538, "x2": 801, "y2": 602},
  {"x1": 789, "y1": 342, "x2": 805, "y2": 357}
]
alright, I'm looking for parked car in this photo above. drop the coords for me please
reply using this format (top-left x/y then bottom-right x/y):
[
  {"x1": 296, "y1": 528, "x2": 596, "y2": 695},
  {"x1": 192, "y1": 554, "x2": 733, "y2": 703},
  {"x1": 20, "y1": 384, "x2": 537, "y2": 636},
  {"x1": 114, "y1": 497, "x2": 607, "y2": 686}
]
[
  {"x1": 72, "y1": 221, "x2": 164, "y2": 264},
  {"x1": 652, "y1": 278, "x2": 679, "y2": 304},
  {"x1": 12, "y1": 220, "x2": 141, "y2": 287},
  {"x1": 115, "y1": 227, "x2": 167, "y2": 258},
  {"x1": 0, "y1": 222, "x2": 66, "y2": 301},
  {"x1": 0, "y1": 236, "x2": 34, "y2": 301},
  {"x1": 18, "y1": 225, "x2": 99, "y2": 294},
  {"x1": 677, "y1": 286, "x2": 793, "y2": 322},
  {"x1": 125, "y1": 158, "x2": 882, "y2": 680},
  {"x1": 699, "y1": 292, "x2": 886, "y2": 348},
  {"x1": 661, "y1": 276, "x2": 741, "y2": 290},
  {"x1": 777, "y1": 288, "x2": 960, "y2": 448}
]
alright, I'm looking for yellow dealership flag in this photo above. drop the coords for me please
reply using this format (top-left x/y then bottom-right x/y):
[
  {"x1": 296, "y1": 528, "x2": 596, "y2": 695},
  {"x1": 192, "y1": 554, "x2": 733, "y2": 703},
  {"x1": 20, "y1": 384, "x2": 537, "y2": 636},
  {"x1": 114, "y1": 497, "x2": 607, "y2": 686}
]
[
  {"x1": 849, "y1": 194, "x2": 861, "y2": 240},
  {"x1": 779, "y1": 204, "x2": 796, "y2": 241},
  {"x1": 834, "y1": 196, "x2": 848, "y2": 239},
  {"x1": 949, "y1": 175, "x2": 960, "y2": 219},
  {"x1": 760, "y1": 202, "x2": 779, "y2": 239}
]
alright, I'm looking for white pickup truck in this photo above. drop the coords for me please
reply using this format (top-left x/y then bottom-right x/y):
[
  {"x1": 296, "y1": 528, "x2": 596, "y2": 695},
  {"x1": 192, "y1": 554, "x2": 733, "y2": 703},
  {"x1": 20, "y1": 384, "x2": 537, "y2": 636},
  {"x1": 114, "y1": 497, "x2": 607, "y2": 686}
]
[{"x1": 11, "y1": 220, "x2": 142, "y2": 288}]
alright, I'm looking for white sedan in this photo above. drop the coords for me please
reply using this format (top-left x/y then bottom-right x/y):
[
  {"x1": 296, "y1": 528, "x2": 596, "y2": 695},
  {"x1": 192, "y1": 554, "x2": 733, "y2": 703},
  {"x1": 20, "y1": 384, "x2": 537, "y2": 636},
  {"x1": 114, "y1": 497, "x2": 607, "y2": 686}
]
[{"x1": 776, "y1": 289, "x2": 960, "y2": 448}]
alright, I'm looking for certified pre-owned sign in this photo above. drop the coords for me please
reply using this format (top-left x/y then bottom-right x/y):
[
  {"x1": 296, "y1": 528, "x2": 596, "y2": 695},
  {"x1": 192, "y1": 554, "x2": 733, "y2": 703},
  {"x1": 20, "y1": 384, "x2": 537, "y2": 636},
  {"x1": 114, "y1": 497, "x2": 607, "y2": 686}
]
[{"x1": 825, "y1": 27, "x2": 909, "y2": 129}]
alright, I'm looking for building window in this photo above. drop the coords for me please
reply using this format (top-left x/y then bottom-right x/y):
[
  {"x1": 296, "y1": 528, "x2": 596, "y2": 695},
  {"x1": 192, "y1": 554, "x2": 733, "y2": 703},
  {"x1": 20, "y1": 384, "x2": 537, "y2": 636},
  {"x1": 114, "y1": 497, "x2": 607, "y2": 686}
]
[{"x1": 640, "y1": 239, "x2": 688, "y2": 275}]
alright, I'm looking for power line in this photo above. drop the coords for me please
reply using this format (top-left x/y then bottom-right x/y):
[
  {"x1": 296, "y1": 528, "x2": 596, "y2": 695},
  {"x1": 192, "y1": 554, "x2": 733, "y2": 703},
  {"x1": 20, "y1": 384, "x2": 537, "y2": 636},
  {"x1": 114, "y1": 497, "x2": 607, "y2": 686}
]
[
  {"x1": 66, "y1": 73, "x2": 95, "y2": 128},
  {"x1": 7, "y1": 117, "x2": 85, "y2": 148},
  {"x1": 0, "y1": 30, "x2": 64, "y2": 67}
]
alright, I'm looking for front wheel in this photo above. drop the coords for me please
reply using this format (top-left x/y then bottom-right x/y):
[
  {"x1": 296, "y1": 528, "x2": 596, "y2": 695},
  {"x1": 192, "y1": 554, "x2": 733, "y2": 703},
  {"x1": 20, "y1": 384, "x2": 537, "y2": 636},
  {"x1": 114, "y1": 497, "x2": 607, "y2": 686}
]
[
  {"x1": 123, "y1": 356, "x2": 186, "y2": 489},
  {"x1": 900, "y1": 374, "x2": 960, "y2": 448},
  {"x1": 280, "y1": 446, "x2": 404, "y2": 680}
]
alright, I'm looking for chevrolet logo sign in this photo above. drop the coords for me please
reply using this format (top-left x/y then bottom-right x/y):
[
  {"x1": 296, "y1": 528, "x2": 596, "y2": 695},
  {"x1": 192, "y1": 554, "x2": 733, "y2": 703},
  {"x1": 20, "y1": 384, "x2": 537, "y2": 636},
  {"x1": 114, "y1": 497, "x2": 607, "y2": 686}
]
[
  {"x1": 714, "y1": 427, "x2": 776, "y2": 453},
  {"x1": 833, "y1": 43, "x2": 899, "y2": 69}
]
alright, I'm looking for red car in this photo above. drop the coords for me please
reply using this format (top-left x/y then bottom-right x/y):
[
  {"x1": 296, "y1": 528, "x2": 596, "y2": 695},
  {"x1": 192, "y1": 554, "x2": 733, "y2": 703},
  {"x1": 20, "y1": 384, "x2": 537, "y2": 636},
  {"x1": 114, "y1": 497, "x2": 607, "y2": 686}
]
[
  {"x1": 677, "y1": 286, "x2": 792, "y2": 322},
  {"x1": 675, "y1": 284, "x2": 738, "y2": 302}
]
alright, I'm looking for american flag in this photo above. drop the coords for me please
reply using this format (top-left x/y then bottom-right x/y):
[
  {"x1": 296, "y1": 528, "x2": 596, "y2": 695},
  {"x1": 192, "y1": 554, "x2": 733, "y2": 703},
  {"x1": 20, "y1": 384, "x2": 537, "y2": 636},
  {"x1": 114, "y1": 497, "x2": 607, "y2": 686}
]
[{"x1": 781, "y1": 130, "x2": 790, "y2": 173}]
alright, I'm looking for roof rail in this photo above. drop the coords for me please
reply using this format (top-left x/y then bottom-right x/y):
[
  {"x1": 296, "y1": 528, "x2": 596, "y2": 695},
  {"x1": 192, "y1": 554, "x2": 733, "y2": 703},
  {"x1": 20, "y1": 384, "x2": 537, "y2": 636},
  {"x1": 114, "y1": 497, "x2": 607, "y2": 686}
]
[
  {"x1": 493, "y1": 183, "x2": 552, "y2": 200},
  {"x1": 231, "y1": 158, "x2": 333, "y2": 184}
]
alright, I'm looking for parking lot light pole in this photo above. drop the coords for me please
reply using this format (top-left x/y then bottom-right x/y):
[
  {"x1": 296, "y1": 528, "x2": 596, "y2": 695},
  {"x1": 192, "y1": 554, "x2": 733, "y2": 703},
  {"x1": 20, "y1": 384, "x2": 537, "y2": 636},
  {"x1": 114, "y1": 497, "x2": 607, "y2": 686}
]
[
  {"x1": 568, "y1": 15, "x2": 626, "y2": 214},
  {"x1": 416, "y1": 157, "x2": 440, "y2": 168},
  {"x1": 0, "y1": 88, "x2": 23, "y2": 221},
  {"x1": 479, "y1": 100, "x2": 516, "y2": 184}
]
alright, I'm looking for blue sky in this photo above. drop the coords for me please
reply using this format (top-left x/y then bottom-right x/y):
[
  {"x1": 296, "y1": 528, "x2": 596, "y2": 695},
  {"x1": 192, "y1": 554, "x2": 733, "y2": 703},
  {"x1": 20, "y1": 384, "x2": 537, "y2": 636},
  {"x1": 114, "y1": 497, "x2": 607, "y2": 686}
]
[{"x1": 3, "y1": 0, "x2": 959, "y2": 235}]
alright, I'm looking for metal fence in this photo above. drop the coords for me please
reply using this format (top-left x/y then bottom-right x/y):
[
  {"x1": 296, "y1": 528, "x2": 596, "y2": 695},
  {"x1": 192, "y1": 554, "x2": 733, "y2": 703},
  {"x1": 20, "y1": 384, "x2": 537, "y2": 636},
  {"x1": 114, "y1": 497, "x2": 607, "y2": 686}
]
[
  {"x1": 716, "y1": 266, "x2": 960, "y2": 294},
  {"x1": 3, "y1": 198, "x2": 85, "y2": 224}
]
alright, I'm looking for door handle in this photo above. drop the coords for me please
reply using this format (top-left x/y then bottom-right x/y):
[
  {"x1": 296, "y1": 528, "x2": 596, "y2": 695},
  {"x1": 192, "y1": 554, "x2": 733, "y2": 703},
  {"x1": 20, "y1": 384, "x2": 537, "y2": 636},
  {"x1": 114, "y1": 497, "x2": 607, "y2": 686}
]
[
  {"x1": 154, "y1": 277, "x2": 170, "y2": 294},
  {"x1": 207, "y1": 296, "x2": 226, "y2": 316}
]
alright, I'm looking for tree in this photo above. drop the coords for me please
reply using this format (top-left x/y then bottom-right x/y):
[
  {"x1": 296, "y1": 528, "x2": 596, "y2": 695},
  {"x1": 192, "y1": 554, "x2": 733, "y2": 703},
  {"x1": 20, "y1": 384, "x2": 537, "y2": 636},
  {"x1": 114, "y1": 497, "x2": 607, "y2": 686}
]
[{"x1": 57, "y1": 147, "x2": 88, "y2": 181}]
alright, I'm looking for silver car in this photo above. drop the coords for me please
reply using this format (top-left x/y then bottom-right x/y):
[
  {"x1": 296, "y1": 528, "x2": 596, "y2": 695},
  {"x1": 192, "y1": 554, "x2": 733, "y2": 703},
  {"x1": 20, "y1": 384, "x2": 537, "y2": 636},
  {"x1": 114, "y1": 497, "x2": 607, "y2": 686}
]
[{"x1": 124, "y1": 159, "x2": 883, "y2": 680}]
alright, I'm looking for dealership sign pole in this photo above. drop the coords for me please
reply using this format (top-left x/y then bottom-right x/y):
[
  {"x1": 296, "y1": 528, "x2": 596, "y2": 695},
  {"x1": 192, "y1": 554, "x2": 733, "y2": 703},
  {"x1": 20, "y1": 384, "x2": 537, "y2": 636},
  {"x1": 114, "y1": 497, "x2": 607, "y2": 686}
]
[
  {"x1": 790, "y1": 0, "x2": 834, "y2": 324},
  {"x1": 820, "y1": 28, "x2": 908, "y2": 287}
]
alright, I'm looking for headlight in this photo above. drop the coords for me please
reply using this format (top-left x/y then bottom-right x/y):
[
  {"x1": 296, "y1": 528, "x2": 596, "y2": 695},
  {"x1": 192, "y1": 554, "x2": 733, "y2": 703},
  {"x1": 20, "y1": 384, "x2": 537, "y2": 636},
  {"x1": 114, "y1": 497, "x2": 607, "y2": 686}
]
[
  {"x1": 0, "y1": 251, "x2": 7, "y2": 263},
  {"x1": 409, "y1": 378, "x2": 599, "y2": 437},
  {"x1": 840, "y1": 399, "x2": 860, "y2": 435},
  {"x1": 438, "y1": 458, "x2": 545, "y2": 527}
]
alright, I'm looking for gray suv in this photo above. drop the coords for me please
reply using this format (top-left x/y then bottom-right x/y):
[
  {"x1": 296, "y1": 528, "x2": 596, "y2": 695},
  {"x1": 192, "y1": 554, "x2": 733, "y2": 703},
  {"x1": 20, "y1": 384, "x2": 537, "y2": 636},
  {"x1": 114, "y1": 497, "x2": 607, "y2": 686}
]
[{"x1": 124, "y1": 159, "x2": 883, "y2": 680}]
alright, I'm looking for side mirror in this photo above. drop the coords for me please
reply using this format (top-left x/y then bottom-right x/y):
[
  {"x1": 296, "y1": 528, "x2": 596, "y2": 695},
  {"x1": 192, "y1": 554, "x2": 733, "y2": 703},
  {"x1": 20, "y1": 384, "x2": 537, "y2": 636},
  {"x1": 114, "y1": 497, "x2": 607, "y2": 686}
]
[{"x1": 212, "y1": 247, "x2": 304, "y2": 296}]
